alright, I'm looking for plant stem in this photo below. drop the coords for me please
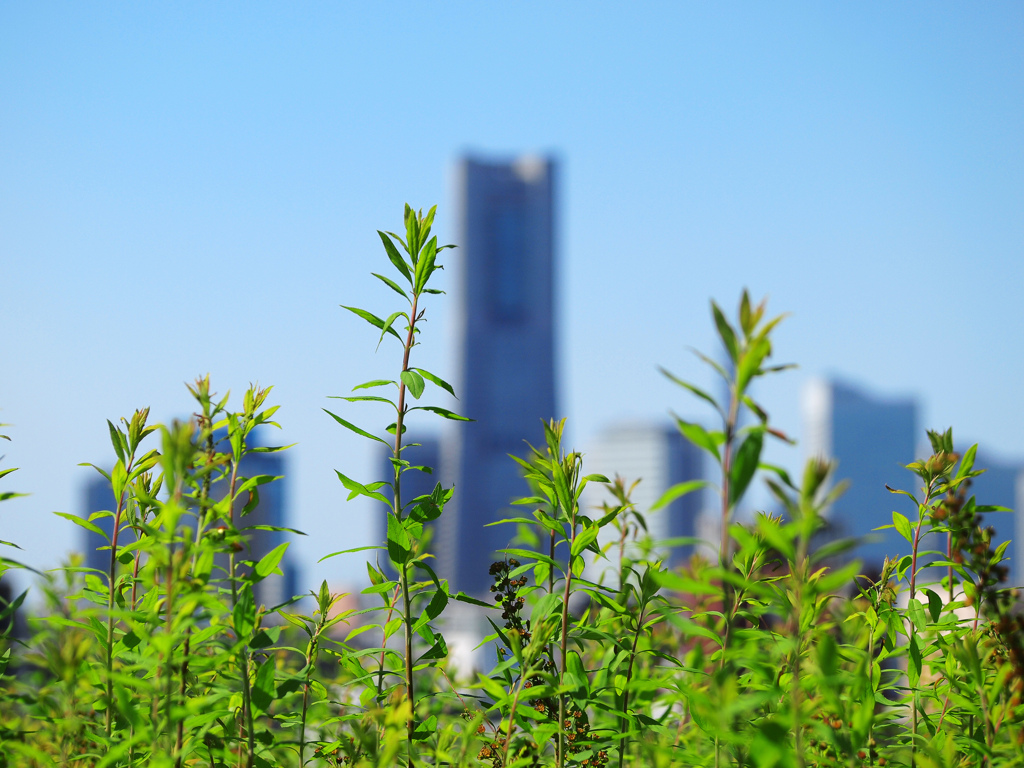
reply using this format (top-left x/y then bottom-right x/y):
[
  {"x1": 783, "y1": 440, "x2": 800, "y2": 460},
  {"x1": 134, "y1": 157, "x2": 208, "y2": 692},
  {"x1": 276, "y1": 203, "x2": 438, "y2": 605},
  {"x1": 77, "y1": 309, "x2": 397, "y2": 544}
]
[
  {"x1": 104, "y1": 456, "x2": 134, "y2": 738},
  {"x1": 557, "y1": 502, "x2": 576, "y2": 768},
  {"x1": 617, "y1": 606, "x2": 645, "y2": 768},
  {"x1": 394, "y1": 292, "x2": 419, "y2": 764}
]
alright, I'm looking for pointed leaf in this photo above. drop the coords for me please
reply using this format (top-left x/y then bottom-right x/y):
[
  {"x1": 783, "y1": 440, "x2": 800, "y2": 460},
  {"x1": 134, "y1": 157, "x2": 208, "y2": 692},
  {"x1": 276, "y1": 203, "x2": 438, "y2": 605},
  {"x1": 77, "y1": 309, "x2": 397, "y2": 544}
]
[
  {"x1": 411, "y1": 368, "x2": 456, "y2": 398},
  {"x1": 340, "y1": 305, "x2": 402, "y2": 342},
  {"x1": 378, "y1": 231, "x2": 412, "y2": 284},
  {"x1": 324, "y1": 409, "x2": 389, "y2": 446}
]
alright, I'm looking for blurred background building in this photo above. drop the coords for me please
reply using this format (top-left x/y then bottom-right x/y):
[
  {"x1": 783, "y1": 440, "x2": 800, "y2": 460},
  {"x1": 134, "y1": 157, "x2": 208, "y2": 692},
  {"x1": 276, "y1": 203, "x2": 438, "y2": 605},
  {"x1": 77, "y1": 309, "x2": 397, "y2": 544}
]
[
  {"x1": 580, "y1": 421, "x2": 704, "y2": 585},
  {"x1": 79, "y1": 430, "x2": 296, "y2": 608},
  {"x1": 966, "y1": 451, "x2": 1023, "y2": 588},
  {"x1": 801, "y1": 377, "x2": 1022, "y2": 587},
  {"x1": 801, "y1": 377, "x2": 918, "y2": 576},
  {"x1": 435, "y1": 155, "x2": 559, "y2": 597}
]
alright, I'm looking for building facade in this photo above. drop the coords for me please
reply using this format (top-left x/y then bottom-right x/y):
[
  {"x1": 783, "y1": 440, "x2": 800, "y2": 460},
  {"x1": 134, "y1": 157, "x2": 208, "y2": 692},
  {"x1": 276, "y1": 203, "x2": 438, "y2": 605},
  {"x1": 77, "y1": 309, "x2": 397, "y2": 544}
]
[
  {"x1": 580, "y1": 421, "x2": 704, "y2": 585},
  {"x1": 436, "y1": 155, "x2": 558, "y2": 596},
  {"x1": 801, "y1": 378, "x2": 918, "y2": 576},
  {"x1": 967, "y1": 451, "x2": 1022, "y2": 588}
]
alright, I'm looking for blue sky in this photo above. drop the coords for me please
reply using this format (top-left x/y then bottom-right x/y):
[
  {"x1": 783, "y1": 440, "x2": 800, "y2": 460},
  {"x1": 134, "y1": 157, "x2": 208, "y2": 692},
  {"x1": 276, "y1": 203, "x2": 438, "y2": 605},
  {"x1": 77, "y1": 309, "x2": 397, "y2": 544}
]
[{"x1": 2, "y1": 3, "x2": 1022, "y2": 591}]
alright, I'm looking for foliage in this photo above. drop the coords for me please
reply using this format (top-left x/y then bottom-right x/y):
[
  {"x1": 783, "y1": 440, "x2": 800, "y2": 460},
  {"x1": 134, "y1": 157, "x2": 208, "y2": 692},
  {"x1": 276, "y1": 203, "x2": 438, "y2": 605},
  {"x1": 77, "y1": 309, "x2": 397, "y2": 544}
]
[{"x1": 0, "y1": 208, "x2": 1021, "y2": 767}]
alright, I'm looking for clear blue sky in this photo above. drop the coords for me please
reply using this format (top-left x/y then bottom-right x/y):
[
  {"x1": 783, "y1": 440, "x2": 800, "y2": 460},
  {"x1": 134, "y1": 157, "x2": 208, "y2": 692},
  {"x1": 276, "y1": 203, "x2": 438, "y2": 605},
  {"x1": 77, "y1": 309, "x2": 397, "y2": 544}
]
[{"x1": 2, "y1": 3, "x2": 1022, "y2": 591}]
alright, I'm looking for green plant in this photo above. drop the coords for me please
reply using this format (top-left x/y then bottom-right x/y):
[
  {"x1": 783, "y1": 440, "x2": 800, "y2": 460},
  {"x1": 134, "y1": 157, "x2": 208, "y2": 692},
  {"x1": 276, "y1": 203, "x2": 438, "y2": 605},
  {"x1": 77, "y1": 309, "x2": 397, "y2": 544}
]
[{"x1": 0, "y1": 210, "x2": 1021, "y2": 768}]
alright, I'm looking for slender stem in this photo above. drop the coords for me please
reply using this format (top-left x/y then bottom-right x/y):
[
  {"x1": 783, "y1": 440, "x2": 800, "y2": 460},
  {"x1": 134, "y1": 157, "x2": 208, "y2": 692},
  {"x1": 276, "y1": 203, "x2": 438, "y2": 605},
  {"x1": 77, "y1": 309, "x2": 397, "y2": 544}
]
[
  {"x1": 299, "y1": 617, "x2": 323, "y2": 767},
  {"x1": 393, "y1": 293, "x2": 419, "y2": 764},
  {"x1": 714, "y1": 386, "x2": 740, "y2": 768},
  {"x1": 501, "y1": 666, "x2": 532, "y2": 767},
  {"x1": 557, "y1": 504, "x2": 576, "y2": 768},
  {"x1": 104, "y1": 456, "x2": 134, "y2": 737},
  {"x1": 617, "y1": 606, "x2": 645, "y2": 768}
]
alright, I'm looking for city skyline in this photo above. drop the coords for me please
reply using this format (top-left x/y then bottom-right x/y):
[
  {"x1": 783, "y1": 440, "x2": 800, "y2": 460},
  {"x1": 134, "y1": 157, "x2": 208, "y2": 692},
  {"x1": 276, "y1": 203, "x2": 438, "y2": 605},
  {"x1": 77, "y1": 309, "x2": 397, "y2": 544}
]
[{"x1": 2, "y1": 5, "x2": 1021, "y2": 590}]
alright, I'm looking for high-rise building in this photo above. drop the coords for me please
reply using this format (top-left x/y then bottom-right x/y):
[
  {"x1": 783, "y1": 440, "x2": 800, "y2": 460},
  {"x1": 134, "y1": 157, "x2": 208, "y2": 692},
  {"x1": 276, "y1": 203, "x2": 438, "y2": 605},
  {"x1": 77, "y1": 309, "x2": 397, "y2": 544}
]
[
  {"x1": 82, "y1": 474, "x2": 121, "y2": 575},
  {"x1": 801, "y1": 378, "x2": 918, "y2": 575},
  {"x1": 436, "y1": 155, "x2": 558, "y2": 596},
  {"x1": 580, "y1": 422, "x2": 704, "y2": 584}
]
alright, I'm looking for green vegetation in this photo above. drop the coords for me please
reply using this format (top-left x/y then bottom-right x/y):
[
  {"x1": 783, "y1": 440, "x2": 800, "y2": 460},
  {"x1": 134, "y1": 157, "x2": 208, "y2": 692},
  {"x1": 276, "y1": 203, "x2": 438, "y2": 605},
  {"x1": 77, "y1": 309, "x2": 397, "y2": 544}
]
[{"x1": 0, "y1": 206, "x2": 1021, "y2": 767}]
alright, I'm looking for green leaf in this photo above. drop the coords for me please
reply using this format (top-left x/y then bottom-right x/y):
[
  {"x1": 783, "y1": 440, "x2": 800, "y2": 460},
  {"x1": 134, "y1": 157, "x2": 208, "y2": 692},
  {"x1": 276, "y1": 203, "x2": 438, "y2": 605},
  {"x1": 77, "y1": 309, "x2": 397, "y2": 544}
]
[
  {"x1": 453, "y1": 592, "x2": 492, "y2": 608},
  {"x1": 233, "y1": 584, "x2": 256, "y2": 638},
  {"x1": 908, "y1": 633, "x2": 922, "y2": 687},
  {"x1": 414, "y1": 236, "x2": 438, "y2": 293},
  {"x1": 728, "y1": 430, "x2": 763, "y2": 507},
  {"x1": 659, "y1": 367, "x2": 724, "y2": 418},
  {"x1": 318, "y1": 545, "x2": 385, "y2": 563},
  {"x1": 250, "y1": 658, "x2": 276, "y2": 714},
  {"x1": 371, "y1": 272, "x2": 409, "y2": 300},
  {"x1": 817, "y1": 632, "x2": 838, "y2": 678},
  {"x1": 323, "y1": 409, "x2": 389, "y2": 446},
  {"x1": 924, "y1": 588, "x2": 943, "y2": 623},
  {"x1": 352, "y1": 379, "x2": 396, "y2": 391},
  {"x1": 334, "y1": 471, "x2": 390, "y2": 505},
  {"x1": 673, "y1": 418, "x2": 721, "y2": 462},
  {"x1": 107, "y1": 420, "x2": 126, "y2": 465},
  {"x1": 650, "y1": 480, "x2": 708, "y2": 512},
  {"x1": 400, "y1": 370, "x2": 425, "y2": 400},
  {"x1": 409, "y1": 406, "x2": 472, "y2": 421},
  {"x1": 253, "y1": 542, "x2": 289, "y2": 580},
  {"x1": 411, "y1": 367, "x2": 456, "y2": 398},
  {"x1": 908, "y1": 598, "x2": 928, "y2": 632},
  {"x1": 340, "y1": 305, "x2": 402, "y2": 342},
  {"x1": 387, "y1": 514, "x2": 411, "y2": 566},
  {"x1": 892, "y1": 511, "x2": 913, "y2": 544},
  {"x1": 378, "y1": 231, "x2": 412, "y2": 284},
  {"x1": 711, "y1": 301, "x2": 739, "y2": 363},
  {"x1": 564, "y1": 651, "x2": 588, "y2": 695},
  {"x1": 53, "y1": 512, "x2": 109, "y2": 541},
  {"x1": 377, "y1": 311, "x2": 405, "y2": 350}
]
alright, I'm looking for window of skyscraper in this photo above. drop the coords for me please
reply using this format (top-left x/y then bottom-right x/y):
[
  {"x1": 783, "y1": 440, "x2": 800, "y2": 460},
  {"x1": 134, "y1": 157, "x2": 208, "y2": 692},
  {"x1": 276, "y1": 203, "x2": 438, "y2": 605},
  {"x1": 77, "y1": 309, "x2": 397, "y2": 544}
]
[{"x1": 489, "y1": 201, "x2": 527, "y2": 321}]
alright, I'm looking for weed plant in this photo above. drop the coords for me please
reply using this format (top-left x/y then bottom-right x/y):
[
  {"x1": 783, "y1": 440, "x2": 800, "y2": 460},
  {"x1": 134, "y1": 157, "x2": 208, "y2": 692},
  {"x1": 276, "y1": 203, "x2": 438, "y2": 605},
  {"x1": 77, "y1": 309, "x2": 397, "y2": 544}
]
[{"x1": 0, "y1": 206, "x2": 1021, "y2": 767}]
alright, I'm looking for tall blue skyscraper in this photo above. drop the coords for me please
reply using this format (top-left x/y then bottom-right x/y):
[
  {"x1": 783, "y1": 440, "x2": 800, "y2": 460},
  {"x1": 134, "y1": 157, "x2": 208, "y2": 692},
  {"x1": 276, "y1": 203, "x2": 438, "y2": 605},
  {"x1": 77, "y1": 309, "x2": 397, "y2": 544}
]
[
  {"x1": 437, "y1": 155, "x2": 558, "y2": 596},
  {"x1": 802, "y1": 378, "x2": 918, "y2": 575}
]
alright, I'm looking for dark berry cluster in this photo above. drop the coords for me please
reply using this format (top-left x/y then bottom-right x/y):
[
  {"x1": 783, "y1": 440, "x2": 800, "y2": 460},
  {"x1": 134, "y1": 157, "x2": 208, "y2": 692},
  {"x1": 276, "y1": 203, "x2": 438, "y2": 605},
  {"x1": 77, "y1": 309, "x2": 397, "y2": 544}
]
[
  {"x1": 562, "y1": 702, "x2": 608, "y2": 768},
  {"x1": 489, "y1": 559, "x2": 532, "y2": 641}
]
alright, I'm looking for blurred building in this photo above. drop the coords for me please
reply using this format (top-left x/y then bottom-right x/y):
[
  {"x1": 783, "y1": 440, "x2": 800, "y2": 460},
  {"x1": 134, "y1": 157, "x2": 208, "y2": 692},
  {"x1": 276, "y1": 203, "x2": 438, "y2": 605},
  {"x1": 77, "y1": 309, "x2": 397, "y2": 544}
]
[
  {"x1": 374, "y1": 436, "x2": 442, "y2": 580},
  {"x1": 80, "y1": 431, "x2": 295, "y2": 608},
  {"x1": 581, "y1": 421, "x2": 705, "y2": 584},
  {"x1": 82, "y1": 473, "x2": 121, "y2": 575},
  {"x1": 967, "y1": 451, "x2": 1022, "y2": 588},
  {"x1": 801, "y1": 378, "x2": 918, "y2": 575},
  {"x1": 228, "y1": 445, "x2": 295, "y2": 608},
  {"x1": 436, "y1": 155, "x2": 558, "y2": 596}
]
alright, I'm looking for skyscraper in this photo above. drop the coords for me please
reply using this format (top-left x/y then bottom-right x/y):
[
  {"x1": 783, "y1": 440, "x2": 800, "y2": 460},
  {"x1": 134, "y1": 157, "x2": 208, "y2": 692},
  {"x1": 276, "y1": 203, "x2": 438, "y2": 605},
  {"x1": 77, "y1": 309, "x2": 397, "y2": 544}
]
[
  {"x1": 802, "y1": 378, "x2": 918, "y2": 575},
  {"x1": 580, "y1": 422, "x2": 704, "y2": 584},
  {"x1": 436, "y1": 155, "x2": 558, "y2": 596},
  {"x1": 82, "y1": 473, "x2": 120, "y2": 575}
]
